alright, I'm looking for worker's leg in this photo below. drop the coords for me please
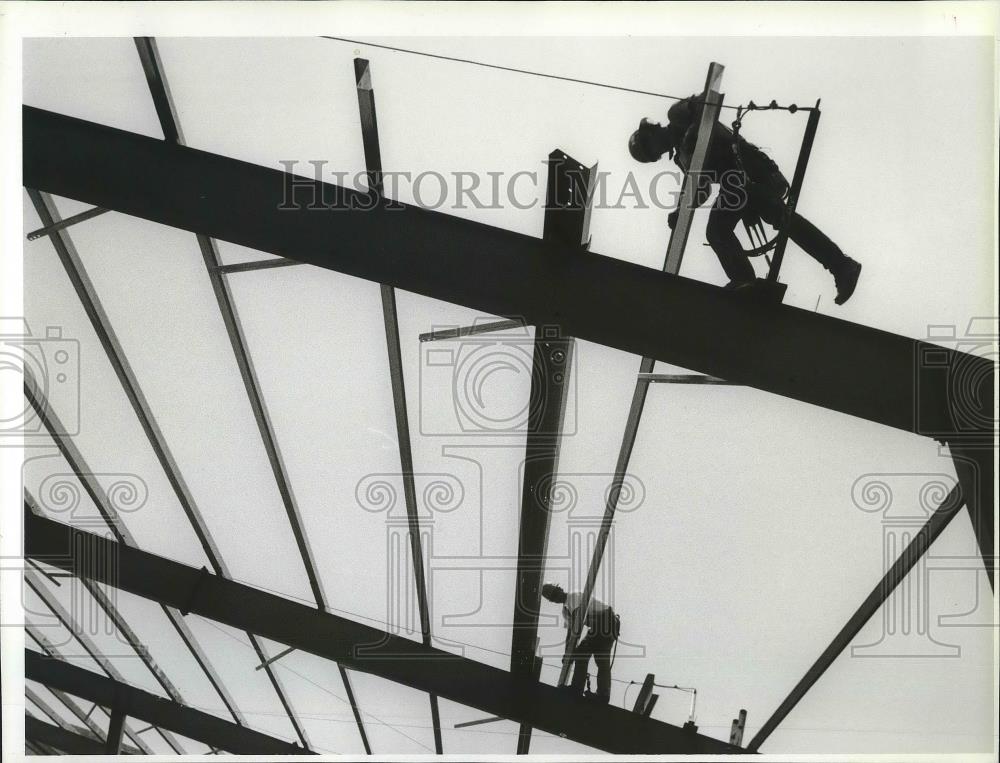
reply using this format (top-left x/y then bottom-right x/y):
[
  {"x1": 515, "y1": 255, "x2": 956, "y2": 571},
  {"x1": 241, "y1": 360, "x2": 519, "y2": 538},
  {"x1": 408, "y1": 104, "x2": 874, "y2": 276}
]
[
  {"x1": 755, "y1": 194, "x2": 862, "y2": 304},
  {"x1": 592, "y1": 637, "x2": 614, "y2": 703},
  {"x1": 570, "y1": 636, "x2": 594, "y2": 694},
  {"x1": 705, "y1": 202, "x2": 756, "y2": 284},
  {"x1": 756, "y1": 197, "x2": 845, "y2": 271}
]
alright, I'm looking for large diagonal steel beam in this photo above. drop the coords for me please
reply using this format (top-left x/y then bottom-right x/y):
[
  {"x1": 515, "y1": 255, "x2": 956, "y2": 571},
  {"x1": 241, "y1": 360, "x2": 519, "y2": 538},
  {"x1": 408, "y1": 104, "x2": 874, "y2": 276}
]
[
  {"x1": 26, "y1": 652, "x2": 305, "y2": 755},
  {"x1": 26, "y1": 635, "x2": 108, "y2": 741},
  {"x1": 25, "y1": 509, "x2": 743, "y2": 755},
  {"x1": 23, "y1": 105, "x2": 991, "y2": 453}
]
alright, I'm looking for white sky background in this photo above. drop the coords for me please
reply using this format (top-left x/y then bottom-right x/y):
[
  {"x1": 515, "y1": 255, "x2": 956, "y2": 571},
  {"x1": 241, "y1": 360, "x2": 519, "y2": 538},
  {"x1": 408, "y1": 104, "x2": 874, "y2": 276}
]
[{"x1": 9, "y1": 20, "x2": 998, "y2": 758}]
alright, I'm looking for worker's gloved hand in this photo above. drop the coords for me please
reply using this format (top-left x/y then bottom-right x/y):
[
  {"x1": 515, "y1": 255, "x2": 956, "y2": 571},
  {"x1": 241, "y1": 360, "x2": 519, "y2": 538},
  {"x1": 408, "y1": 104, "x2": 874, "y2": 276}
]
[{"x1": 667, "y1": 210, "x2": 679, "y2": 230}]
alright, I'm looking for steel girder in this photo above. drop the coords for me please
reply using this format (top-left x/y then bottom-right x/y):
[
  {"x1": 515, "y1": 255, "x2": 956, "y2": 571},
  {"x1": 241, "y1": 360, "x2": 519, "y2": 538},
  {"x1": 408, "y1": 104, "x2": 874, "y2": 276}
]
[
  {"x1": 25, "y1": 508, "x2": 743, "y2": 755},
  {"x1": 25, "y1": 652, "x2": 306, "y2": 755}
]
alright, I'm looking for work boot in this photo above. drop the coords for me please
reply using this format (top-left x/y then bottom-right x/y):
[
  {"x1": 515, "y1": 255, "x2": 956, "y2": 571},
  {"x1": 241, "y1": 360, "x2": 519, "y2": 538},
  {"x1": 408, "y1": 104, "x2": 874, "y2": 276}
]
[{"x1": 833, "y1": 256, "x2": 862, "y2": 305}]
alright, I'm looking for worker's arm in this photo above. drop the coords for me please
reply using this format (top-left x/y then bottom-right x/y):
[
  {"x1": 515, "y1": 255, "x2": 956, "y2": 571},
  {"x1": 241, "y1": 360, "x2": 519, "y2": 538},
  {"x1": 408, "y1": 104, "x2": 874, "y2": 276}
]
[{"x1": 668, "y1": 123, "x2": 722, "y2": 229}]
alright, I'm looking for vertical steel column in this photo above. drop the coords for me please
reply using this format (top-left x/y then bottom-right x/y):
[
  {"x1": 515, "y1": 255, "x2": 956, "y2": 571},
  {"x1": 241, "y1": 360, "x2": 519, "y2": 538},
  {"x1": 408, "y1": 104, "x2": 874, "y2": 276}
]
[
  {"x1": 951, "y1": 443, "x2": 994, "y2": 590},
  {"x1": 105, "y1": 708, "x2": 126, "y2": 754},
  {"x1": 355, "y1": 56, "x2": 439, "y2": 755},
  {"x1": 746, "y1": 484, "x2": 964, "y2": 751},
  {"x1": 23, "y1": 384, "x2": 246, "y2": 727},
  {"x1": 559, "y1": 63, "x2": 726, "y2": 690},
  {"x1": 766, "y1": 101, "x2": 821, "y2": 283},
  {"x1": 513, "y1": 149, "x2": 594, "y2": 754},
  {"x1": 663, "y1": 62, "x2": 725, "y2": 274}
]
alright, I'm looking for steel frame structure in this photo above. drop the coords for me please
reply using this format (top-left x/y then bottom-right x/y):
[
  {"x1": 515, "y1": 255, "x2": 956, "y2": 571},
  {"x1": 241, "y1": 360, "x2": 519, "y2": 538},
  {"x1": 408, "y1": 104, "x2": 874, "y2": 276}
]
[
  {"x1": 557, "y1": 63, "x2": 726, "y2": 693},
  {"x1": 23, "y1": 106, "x2": 994, "y2": 451},
  {"x1": 25, "y1": 507, "x2": 742, "y2": 754},
  {"x1": 25, "y1": 189, "x2": 248, "y2": 732},
  {"x1": 354, "y1": 55, "x2": 441, "y2": 754},
  {"x1": 19, "y1": 45, "x2": 995, "y2": 755},
  {"x1": 26, "y1": 650, "x2": 307, "y2": 754},
  {"x1": 23, "y1": 590, "x2": 173, "y2": 754},
  {"x1": 25, "y1": 716, "x2": 140, "y2": 756},
  {"x1": 133, "y1": 35, "x2": 370, "y2": 753},
  {"x1": 26, "y1": 624, "x2": 156, "y2": 754},
  {"x1": 511, "y1": 149, "x2": 593, "y2": 752}
]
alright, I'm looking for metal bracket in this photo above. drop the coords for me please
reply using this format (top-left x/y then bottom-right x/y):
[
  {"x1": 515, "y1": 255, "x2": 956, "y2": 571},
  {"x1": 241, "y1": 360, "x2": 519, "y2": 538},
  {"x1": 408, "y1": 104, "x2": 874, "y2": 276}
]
[{"x1": 180, "y1": 566, "x2": 211, "y2": 616}]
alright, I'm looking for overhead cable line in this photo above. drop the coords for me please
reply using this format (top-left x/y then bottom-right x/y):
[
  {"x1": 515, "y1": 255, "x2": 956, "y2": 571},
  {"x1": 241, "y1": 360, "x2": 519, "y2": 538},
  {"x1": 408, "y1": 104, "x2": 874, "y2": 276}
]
[{"x1": 321, "y1": 35, "x2": 745, "y2": 109}]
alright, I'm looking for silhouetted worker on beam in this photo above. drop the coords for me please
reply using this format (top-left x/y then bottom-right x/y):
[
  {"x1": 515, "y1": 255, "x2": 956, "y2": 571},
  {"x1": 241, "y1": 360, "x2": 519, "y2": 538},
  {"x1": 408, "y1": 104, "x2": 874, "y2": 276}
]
[
  {"x1": 628, "y1": 95, "x2": 862, "y2": 304},
  {"x1": 542, "y1": 583, "x2": 620, "y2": 703}
]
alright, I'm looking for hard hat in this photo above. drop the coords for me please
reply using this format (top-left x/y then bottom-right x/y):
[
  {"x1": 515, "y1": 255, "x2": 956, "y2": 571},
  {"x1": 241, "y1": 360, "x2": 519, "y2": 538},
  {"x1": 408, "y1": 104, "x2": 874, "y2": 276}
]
[
  {"x1": 628, "y1": 118, "x2": 664, "y2": 163},
  {"x1": 541, "y1": 583, "x2": 566, "y2": 603}
]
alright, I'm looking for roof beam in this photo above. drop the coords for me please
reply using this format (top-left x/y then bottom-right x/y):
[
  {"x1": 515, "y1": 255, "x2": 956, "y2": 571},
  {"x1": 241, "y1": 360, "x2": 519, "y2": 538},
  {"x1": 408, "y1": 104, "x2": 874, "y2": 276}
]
[
  {"x1": 26, "y1": 653, "x2": 305, "y2": 755},
  {"x1": 24, "y1": 568, "x2": 184, "y2": 754},
  {"x1": 23, "y1": 105, "x2": 991, "y2": 451},
  {"x1": 22, "y1": 382, "x2": 247, "y2": 727},
  {"x1": 355, "y1": 55, "x2": 439, "y2": 755},
  {"x1": 134, "y1": 35, "x2": 329, "y2": 612},
  {"x1": 25, "y1": 687, "x2": 75, "y2": 731},
  {"x1": 747, "y1": 484, "x2": 964, "y2": 751},
  {"x1": 134, "y1": 37, "x2": 331, "y2": 748},
  {"x1": 25, "y1": 508, "x2": 743, "y2": 755},
  {"x1": 25, "y1": 624, "x2": 155, "y2": 755},
  {"x1": 25, "y1": 716, "x2": 140, "y2": 756},
  {"x1": 27, "y1": 184, "x2": 309, "y2": 748}
]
